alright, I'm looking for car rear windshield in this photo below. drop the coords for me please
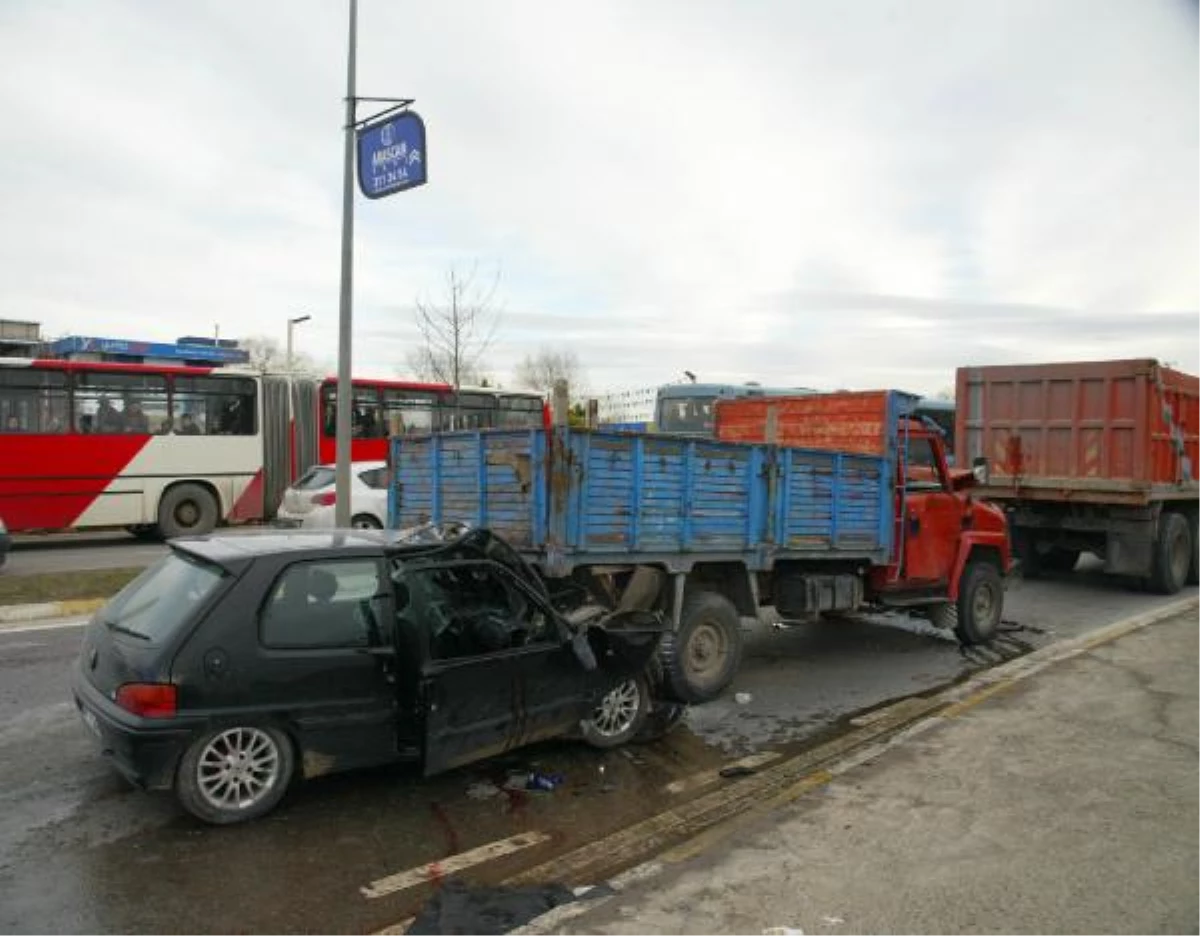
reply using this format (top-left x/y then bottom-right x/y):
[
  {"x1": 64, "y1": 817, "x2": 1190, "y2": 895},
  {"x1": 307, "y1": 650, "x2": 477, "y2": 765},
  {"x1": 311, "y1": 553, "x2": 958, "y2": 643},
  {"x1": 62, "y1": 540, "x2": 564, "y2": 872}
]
[
  {"x1": 99, "y1": 551, "x2": 225, "y2": 642},
  {"x1": 294, "y1": 466, "x2": 336, "y2": 490}
]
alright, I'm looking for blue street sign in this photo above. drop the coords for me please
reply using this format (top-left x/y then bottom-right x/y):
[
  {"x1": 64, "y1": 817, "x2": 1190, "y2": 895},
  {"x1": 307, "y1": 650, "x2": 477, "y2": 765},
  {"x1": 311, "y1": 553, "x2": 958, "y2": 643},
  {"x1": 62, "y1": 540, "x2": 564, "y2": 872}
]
[{"x1": 357, "y1": 110, "x2": 427, "y2": 199}]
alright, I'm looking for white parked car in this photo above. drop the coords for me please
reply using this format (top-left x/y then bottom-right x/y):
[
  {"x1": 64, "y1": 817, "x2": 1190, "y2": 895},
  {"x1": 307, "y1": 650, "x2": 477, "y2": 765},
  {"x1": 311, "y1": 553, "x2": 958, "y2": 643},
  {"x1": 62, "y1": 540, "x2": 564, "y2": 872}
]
[{"x1": 275, "y1": 461, "x2": 390, "y2": 530}]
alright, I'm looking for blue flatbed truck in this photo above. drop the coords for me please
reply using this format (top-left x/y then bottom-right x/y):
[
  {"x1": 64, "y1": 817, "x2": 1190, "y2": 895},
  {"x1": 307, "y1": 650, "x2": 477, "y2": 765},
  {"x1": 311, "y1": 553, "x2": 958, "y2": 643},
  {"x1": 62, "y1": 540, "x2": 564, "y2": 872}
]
[{"x1": 388, "y1": 390, "x2": 1011, "y2": 703}]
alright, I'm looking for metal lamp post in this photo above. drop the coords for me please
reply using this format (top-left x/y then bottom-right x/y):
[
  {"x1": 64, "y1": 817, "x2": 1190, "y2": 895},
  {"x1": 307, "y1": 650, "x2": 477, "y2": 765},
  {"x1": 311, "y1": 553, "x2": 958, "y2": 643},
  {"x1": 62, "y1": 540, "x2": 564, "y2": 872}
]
[{"x1": 287, "y1": 314, "x2": 312, "y2": 374}]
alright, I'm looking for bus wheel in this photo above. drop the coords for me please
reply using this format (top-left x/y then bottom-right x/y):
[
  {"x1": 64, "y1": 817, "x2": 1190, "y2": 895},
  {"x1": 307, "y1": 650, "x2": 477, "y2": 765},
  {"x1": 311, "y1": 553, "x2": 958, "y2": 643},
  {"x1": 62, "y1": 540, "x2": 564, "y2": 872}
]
[
  {"x1": 659, "y1": 590, "x2": 743, "y2": 704},
  {"x1": 158, "y1": 484, "x2": 218, "y2": 539}
]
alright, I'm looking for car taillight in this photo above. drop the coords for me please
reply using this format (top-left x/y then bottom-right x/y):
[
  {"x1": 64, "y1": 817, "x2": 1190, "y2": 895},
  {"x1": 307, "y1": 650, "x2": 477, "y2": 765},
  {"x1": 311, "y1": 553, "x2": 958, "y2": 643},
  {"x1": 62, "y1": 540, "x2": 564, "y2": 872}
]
[
  {"x1": 115, "y1": 683, "x2": 177, "y2": 718},
  {"x1": 311, "y1": 491, "x2": 336, "y2": 506}
]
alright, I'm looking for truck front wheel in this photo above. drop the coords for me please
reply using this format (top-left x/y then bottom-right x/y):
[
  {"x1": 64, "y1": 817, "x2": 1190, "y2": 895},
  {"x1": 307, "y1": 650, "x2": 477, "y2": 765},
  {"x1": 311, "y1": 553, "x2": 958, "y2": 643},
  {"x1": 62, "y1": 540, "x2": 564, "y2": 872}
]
[
  {"x1": 1149, "y1": 512, "x2": 1190, "y2": 595},
  {"x1": 949, "y1": 560, "x2": 1003, "y2": 646},
  {"x1": 659, "y1": 590, "x2": 743, "y2": 704}
]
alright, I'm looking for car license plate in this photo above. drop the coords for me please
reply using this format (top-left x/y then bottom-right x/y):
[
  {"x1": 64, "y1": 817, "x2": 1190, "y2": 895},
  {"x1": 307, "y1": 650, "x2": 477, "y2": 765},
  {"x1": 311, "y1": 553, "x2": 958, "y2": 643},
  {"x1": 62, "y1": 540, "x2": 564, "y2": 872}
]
[{"x1": 79, "y1": 706, "x2": 101, "y2": 740}]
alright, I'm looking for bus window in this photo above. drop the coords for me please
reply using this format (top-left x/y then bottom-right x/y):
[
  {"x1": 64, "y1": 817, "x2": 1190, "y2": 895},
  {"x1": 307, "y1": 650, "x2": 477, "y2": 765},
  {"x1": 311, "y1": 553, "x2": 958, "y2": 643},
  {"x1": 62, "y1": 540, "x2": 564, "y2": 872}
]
[
  {"x1": 497, "y1": 393, "x2": 544, "y2": 428},
  {"x1": 75, "y1": 372, "x2": 170, "y2": 435},
  {"x1": 442, "y1": 390, "x2": 497, "y2": 430},
  {"x1": 658, "y1": 397, "x2": 715, "y2": 434},
  {"x1": 382, "y1": 388, "x2": 437, "y2": 436},
  {"x1": 0, "y1": 368, "x2": 68, "y2": 433},
  {"x1": 174, "y1": 376, "x2": 257, "y2": 436},
  {"x1": 321, "y1": 386, "x2": 385, "y2": 438}
]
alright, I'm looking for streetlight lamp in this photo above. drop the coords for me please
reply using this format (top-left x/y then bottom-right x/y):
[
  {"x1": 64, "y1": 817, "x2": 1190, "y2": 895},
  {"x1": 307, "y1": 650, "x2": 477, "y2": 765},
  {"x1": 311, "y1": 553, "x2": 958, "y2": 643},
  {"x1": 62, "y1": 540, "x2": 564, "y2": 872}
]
[{"x1": 287, "y1": 314, "x2": 312, "y2": 374}]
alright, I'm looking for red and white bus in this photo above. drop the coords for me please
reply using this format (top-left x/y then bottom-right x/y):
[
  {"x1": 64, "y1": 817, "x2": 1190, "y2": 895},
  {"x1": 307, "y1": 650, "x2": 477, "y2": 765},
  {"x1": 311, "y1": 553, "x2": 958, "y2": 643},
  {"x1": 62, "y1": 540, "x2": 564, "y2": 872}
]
[{"x1": 0, "y1": 358, "x2": 545, "y2": 537}]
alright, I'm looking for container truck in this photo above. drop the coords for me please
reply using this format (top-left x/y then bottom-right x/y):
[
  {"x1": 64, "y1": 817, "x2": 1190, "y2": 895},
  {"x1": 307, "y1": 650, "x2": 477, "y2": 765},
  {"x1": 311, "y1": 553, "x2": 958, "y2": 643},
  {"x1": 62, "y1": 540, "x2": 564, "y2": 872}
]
[
  {"x1": 956, "y1": 359, "x2": 1198, "y2": 593},
  {"x1": 389, "y1": 390, "x2": 1011, "y2": 704}
]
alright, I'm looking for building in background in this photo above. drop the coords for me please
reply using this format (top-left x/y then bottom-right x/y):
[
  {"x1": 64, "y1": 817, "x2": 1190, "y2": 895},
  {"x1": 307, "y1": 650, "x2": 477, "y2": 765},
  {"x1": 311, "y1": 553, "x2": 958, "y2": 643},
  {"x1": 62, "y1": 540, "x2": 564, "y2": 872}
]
[
  {"x1": 0, "y1": 320, "x2": 42, "y2": 358},
  {"x1": 0, "y1": 321, "x2": 251, "y2": 367},
  {"x1": 46, "y1": 335, "x2": 250, "y2": 367}
]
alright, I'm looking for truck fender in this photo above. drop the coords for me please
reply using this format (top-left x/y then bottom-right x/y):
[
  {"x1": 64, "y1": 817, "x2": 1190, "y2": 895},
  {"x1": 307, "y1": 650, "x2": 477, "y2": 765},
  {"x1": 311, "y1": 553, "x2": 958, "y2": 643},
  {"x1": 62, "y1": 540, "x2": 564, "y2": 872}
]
[{"x1": 947, "y1": 534, "x2": 1007, "y2": 602}]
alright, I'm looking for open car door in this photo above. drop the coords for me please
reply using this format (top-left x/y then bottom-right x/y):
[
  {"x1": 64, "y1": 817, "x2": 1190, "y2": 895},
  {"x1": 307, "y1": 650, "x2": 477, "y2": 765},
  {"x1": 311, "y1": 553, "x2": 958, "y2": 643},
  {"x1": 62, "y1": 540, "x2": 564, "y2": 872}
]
[{"x1": 399, "y1": 558, "x2": 599, "y2": 777}]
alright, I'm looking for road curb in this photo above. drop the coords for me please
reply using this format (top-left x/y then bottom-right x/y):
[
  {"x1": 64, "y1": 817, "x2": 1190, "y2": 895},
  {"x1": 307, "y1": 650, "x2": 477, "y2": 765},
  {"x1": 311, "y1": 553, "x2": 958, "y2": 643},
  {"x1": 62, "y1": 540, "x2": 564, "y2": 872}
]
[
  {"x1": 0, "y1": 597, "x2": 106, "y2": 625},
  {"x1": 506, "y1": 594, "x2": 1199, "y2": 935}
]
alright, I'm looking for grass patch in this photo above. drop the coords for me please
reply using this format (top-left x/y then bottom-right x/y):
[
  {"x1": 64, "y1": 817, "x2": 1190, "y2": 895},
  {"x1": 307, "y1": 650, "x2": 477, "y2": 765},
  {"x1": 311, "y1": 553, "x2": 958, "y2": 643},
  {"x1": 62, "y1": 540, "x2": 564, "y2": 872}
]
[{"x1": 0, "y1": 567, "x2": 142, "y2": 607}]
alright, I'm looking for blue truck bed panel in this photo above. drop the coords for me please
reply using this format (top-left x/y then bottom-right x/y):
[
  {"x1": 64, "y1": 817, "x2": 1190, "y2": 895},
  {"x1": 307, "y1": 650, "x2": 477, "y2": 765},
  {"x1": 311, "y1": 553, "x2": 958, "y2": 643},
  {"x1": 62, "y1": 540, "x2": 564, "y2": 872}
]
[{"x1": 390, "y1": 428, "x2": 894, "y2": 573}]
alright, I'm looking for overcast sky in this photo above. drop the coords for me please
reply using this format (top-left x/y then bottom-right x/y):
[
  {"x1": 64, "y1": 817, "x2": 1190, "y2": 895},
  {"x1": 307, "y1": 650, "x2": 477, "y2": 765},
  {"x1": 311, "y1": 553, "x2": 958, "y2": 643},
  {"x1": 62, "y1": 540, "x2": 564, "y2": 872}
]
[{"x1": 1, "y1": 0, "x2": 1196, "y2": 396}]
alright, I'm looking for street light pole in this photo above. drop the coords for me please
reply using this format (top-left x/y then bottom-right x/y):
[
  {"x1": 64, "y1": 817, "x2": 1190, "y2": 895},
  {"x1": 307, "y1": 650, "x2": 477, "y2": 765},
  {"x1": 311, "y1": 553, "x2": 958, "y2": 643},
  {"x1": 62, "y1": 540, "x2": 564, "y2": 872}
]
[
  {"x1": 334, "y1": 0, "x2": 358, "y2": 528},
  {"x1": 287, "y1": 314, "x2": 311, "y2": 375}
]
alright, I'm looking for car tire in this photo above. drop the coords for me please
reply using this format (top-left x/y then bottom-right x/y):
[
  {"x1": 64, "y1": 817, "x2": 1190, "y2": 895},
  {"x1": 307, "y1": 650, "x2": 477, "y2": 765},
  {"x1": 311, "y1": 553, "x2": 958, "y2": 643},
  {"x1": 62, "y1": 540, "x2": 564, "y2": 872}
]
[
  {"x1": 581, "y1": 673, "x2": 650, "y2": 749},
  {"x1": 176, "y1": 725, "x2": 295, "y2": 825},
  {"x1": 1149, "y1": 511, "x2": 1190, "y2": 595},
  {"x1": 157, "y1": 483, "x2": 219, "y2": 538},
  {"x1": 949, "y1": 560, "x2": 1004, "y2": 646},
  {"x1": 351, "y1": 513, "x2": 383, "y2": 529},
  {"x1": 658, "y1": 590, "x2": 743, "y2": 704}
]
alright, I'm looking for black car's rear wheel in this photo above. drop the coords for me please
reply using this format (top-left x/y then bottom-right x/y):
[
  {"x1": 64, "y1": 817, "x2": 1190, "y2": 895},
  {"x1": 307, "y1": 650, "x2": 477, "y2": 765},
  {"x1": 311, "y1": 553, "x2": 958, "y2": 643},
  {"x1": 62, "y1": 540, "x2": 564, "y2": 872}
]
[{"x1": 176, "y1": 725, "x2": 294, "y2": 824}]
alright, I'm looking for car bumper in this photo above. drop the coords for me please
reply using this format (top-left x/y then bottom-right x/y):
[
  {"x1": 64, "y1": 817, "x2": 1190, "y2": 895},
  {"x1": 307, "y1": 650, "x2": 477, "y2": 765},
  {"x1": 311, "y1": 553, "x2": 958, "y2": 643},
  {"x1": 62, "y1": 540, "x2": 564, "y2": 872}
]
[
  {"x1": 71, "y1": 670, "x2": 194, "y2": 791},
  {"x1": 273, "y1": 507, "x2": 334, "y2": 529}
]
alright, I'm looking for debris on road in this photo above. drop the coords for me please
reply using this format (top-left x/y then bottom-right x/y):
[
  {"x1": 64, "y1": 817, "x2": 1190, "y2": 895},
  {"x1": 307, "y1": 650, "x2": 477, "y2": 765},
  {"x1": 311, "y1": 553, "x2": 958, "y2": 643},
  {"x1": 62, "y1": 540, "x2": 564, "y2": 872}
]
[{"x1": 466, "y1": 780, "x2": 501, "y2": 800}]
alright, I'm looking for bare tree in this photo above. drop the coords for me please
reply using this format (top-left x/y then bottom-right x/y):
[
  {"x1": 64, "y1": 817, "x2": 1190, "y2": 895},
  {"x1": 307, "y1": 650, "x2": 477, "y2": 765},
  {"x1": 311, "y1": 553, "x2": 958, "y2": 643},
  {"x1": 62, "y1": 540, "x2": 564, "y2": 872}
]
[
  {"x1": 239, "y1": 335, "x2": 321, "y2": 375},
  {"x1": 514, "y1": 347, "x2": 586, "y2": 396},
  {"x1": 405, "y1": 263, "x2": 502, "y2": 388}
]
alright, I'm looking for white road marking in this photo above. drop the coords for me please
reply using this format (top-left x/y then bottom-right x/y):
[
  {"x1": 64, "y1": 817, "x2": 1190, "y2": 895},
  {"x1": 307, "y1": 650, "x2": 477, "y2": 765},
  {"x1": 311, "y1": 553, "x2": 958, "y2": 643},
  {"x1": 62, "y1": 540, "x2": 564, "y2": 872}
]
[
  {"x1": 361, "y1": 831, "x2": 551, "y2": 900},
  {"x1": 663, "y1": 751, "x2": 782, "y2": 795},
  {"x1": 0, "y1": 617, "x2": 90, "y2": 636}
]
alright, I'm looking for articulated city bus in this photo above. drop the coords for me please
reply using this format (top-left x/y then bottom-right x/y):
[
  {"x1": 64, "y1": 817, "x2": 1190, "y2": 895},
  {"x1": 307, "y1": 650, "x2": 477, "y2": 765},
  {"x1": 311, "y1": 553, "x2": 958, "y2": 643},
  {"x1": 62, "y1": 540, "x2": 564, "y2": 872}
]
[{"x1": 0, "y1": 359, "x2": 544, "y2": 536}]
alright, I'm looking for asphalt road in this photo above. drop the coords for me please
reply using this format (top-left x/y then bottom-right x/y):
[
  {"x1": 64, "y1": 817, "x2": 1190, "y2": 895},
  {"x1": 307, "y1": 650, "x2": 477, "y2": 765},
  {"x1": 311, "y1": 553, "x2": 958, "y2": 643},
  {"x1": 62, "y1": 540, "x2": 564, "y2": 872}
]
[
  {"x1": 0, "y1": 564, "x2": 1194, "y2": 934},
  {"x1": 6, "y1": 531, "x2": 214, "y2": 575}
]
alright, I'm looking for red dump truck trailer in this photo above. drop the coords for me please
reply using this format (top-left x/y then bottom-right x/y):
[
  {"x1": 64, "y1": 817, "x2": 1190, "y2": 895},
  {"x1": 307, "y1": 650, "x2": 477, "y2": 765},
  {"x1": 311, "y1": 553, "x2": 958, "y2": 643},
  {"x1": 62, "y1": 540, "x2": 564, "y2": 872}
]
[{"x1": 955, "y1": 359, "x2": 1198, "y2": 593}]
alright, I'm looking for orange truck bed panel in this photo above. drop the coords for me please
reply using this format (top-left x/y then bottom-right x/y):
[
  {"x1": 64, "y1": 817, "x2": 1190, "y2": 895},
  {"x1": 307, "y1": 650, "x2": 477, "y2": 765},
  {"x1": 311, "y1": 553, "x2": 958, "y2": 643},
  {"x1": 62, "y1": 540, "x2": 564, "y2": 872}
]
[
  {"x1": 715, "y1": 390, "x2": 904, "y2": 457},
  {"x1": 956, "y1": 359, "x2": 1198, "y2": 498}
]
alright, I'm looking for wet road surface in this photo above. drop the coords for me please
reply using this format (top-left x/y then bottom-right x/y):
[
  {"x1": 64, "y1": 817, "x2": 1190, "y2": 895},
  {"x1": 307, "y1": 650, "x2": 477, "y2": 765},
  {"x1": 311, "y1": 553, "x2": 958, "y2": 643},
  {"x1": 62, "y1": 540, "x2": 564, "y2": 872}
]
[{"x1": 0, "y1": 561, "x2": 1193, "y2": 933}]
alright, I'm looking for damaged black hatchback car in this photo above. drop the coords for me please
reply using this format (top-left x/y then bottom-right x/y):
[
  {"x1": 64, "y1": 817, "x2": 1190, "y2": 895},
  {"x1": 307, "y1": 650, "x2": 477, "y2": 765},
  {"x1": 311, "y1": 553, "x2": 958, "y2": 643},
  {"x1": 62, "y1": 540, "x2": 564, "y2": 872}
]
[{"x1": 72, "y1": 525, "x2": 671, "y2": 824}]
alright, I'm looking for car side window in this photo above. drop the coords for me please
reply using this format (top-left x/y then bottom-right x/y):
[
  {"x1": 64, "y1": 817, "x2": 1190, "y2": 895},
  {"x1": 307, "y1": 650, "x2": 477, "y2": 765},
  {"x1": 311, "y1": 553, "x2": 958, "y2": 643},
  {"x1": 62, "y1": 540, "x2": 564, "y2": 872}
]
[
  {"x1": 402, "y1": 562, "x2": 554, "y2": 661},
  {"x1": 261, "y1": 559, "x2": 383, "y2": 649},
  {"x1": 358, "y1": 468, "x2": 389, "y2": 490}
]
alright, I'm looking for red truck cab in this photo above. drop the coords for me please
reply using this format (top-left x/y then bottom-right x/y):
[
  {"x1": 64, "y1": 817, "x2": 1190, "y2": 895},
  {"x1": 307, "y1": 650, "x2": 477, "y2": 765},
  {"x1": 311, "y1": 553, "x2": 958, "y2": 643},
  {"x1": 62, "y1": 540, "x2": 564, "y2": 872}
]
[
  {"x1": 868, "y1": 417, "x2": 1011, "y2": 640},
  {"x1": 717, "y1": 392, "x2": 1012, "y2": 644}
]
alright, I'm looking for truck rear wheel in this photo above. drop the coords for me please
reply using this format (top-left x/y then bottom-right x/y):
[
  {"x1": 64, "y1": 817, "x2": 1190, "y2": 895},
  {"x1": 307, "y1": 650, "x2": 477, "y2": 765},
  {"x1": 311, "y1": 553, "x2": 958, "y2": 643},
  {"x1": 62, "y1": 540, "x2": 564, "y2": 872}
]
[
  {"x1": 945, "y1": 560, "x2": 1003, "y2": 646},
  {"x1": 1185, "y1": 513, "x2": 1198, "y2": 587},
  {"x1": 1149, "y1": 512, "x2": 1190, "y2": 595},
  {"x1": 659, "y1": 590, "x2": 743, "y2": 704}
]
